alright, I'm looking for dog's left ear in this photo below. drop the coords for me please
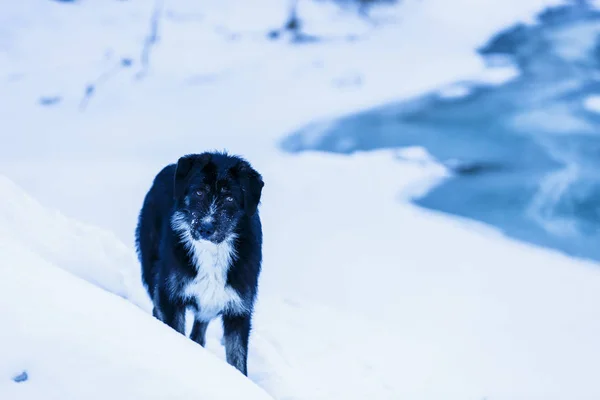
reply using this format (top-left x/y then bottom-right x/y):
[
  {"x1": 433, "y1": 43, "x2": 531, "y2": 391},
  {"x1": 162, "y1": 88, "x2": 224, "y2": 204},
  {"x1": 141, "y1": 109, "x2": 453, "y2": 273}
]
[{"x1": 235, "y1": 161, "x2": 264, "y2": 216}]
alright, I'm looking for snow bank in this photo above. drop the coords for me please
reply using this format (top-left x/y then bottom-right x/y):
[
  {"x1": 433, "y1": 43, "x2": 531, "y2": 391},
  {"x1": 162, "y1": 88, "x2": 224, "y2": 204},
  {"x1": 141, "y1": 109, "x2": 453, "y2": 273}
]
[
  {"x1": 0, "y1": 175, "x2": 273, "y2": 400},
  {"x1": 0, "y1": 175, "x2": 150, "y2": 311}
]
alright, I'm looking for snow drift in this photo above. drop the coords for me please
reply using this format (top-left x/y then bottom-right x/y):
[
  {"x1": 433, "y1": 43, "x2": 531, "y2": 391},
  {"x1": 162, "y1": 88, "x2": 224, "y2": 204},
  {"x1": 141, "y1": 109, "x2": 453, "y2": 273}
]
[{"x1": 0, "y1": 175, "x2": 273, "y2": 400}]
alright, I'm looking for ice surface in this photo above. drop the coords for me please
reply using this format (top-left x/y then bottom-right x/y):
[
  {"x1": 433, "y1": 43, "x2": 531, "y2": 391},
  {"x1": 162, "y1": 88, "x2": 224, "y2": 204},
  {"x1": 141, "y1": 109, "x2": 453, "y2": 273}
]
[{"x1": 282, "y1": 2, "x2": 600, "y2": 262}]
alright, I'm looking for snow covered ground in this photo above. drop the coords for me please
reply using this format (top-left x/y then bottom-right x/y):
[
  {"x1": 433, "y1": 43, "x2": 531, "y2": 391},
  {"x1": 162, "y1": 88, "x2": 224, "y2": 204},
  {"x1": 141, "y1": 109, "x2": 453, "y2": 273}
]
[
  {"x1": 0, "y1": 193, "x2": 270, "y2": 400},
  {"x1": 2, "y1": 0, "x2": 600, "y2": 399}
]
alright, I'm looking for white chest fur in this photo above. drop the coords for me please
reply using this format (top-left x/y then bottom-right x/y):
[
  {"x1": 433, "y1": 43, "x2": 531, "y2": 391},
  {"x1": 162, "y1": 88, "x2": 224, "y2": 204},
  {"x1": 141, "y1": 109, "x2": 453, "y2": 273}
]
[{"x1": 182, "y1": 237, "x2": 245, "y2": 321}]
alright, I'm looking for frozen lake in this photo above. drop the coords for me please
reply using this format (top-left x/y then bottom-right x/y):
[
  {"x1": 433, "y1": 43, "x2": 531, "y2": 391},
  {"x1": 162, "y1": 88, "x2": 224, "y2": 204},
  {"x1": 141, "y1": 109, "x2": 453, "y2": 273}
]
[{"x1": 281, "y1": 3, "x2": 600, "y2": 262}]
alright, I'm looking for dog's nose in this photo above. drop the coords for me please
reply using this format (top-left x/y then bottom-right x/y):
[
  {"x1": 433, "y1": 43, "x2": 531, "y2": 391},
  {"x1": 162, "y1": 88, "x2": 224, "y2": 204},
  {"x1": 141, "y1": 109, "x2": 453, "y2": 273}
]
[{"x1": 198, "y1": 221, "x2": 215, "y2": 238}]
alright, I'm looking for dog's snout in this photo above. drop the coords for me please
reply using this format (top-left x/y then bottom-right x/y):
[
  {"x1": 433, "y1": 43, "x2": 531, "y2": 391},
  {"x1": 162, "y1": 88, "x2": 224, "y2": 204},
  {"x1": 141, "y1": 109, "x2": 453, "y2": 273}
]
[{"x1": 198, "y1": 221, "x2": 215, "y2": 239}]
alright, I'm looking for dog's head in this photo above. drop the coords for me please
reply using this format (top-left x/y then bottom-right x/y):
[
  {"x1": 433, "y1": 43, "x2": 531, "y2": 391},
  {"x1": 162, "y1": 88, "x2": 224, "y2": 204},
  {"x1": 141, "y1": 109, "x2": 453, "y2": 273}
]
[{"x1": 170, "y1": 152, "x2": 264, "y2": 245}]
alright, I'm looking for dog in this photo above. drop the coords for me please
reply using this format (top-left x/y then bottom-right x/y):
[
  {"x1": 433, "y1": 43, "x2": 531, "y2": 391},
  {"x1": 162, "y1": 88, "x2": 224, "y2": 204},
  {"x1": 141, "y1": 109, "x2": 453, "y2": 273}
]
[{"x1": 135, "y1": 151, "x2": 264, "y2": 376}]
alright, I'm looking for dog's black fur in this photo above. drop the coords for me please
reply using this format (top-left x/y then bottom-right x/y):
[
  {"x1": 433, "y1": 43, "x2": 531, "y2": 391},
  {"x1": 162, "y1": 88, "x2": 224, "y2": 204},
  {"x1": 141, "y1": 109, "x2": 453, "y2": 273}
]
[{"x1": 135, "y1": 151, "x2": 264, "y2": 376}]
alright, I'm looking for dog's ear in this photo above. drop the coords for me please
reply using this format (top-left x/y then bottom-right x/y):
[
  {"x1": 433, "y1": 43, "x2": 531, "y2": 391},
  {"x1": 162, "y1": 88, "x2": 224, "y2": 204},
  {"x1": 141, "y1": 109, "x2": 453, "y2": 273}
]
[
  {"x1": 244, "y1": 168, "x2": 264, "y2": 216},
  {"x1": 235, "y1": 161, "x2": 264, "y2": 216},
  {"x1": 174, "y1": 153, "x2": 211, "y2": 198}
]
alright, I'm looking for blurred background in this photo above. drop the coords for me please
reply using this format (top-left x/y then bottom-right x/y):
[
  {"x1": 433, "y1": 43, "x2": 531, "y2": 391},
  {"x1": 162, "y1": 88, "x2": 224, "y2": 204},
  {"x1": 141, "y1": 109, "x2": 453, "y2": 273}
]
[
  {"x1": 283, "y1": 0, "x2": 600, "y2": 262},
  {"x1": 2, "y1": 0, "x2": 600, "y2": 262}
]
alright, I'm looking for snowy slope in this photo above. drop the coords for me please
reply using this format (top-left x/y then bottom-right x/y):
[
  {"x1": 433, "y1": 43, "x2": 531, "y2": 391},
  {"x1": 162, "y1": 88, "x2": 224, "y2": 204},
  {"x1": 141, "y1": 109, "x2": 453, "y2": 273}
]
[
  {"x1": 0, "y1": 175, "x2": 151, "y2": 311},
  {"x1": 0, "y1": 242, "x2": 274, "y2": 400},
  {"x1": 2, "y1": 0, "x2": 600, "y2": 399},
  {"x1": 0, "y1": 177, "x2": 273, "y2": 400},
  {"x1": 0, "y1": 173, "x2": 409, "y2": 400}
]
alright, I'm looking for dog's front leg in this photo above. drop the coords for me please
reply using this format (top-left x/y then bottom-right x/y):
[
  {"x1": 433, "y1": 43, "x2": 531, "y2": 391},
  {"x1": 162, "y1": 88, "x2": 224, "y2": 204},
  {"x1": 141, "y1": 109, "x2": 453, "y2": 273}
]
[
  {"x1": 190, "y1": 318, "x2": 209, "y2": 347},
  {"x1": 163, "y1": 304, "x2": 185, "y2": 335},
  {"x1": 222, "y1": 314, "x2": 251, "y2": 376},
  {"x1": 155, "y1": 291, "x2": 186, "y2": 335}
]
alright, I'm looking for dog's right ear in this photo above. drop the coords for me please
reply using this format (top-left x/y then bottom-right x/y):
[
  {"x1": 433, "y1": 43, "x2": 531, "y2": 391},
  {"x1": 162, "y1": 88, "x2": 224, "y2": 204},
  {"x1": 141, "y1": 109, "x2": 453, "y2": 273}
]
[
  {"x1": 233, "y1": 161, "x2": 264, "y2": 216},
  {"x1": 174, "y1": 153, "x2": 211, "y2": 198}
]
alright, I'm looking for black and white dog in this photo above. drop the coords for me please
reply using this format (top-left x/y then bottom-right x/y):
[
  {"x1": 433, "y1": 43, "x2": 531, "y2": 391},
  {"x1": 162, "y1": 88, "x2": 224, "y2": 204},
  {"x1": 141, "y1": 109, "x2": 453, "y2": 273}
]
[{"x1": 135, "y1": 151, "x2": 264, "y2": 376}]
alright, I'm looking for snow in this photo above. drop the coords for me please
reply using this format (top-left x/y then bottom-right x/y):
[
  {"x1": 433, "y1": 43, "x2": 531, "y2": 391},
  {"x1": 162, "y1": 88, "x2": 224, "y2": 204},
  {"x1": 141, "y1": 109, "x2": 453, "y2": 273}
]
[
  {"x1": 0, "y1": 205, "x2": 272, "y2": 400},
  {"x1": 0, "y1": 175, "x2": 151, "y2": 311},
  {"x1": 2, "y1": 0, "x2": 600, "y2": 399},
  {"x1": 583, "y1": 94, "x2": 600, "y2": 113},
  {"x1": 436, "y1": 83, "x2": 473, "y2": 99}
]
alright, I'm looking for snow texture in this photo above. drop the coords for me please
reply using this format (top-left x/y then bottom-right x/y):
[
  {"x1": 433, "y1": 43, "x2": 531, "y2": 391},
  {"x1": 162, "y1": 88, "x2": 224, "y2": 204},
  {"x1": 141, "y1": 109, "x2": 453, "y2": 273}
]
[
  {"x1": 0, "y1": 178, "x2": 273, "y2": 400},
  {"x1": 2, "y1": 0, "x2": 600, "y2": 399},
  {"x1": 583, "y1": 94, "x2": 600, "y2": 113}
]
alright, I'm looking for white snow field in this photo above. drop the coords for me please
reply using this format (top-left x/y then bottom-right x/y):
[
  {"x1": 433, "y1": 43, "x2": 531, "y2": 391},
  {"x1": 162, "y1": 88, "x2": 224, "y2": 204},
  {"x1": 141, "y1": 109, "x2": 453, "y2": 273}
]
[{"x1": 2, "y1": 0, "x2": 600, "y2": 399}]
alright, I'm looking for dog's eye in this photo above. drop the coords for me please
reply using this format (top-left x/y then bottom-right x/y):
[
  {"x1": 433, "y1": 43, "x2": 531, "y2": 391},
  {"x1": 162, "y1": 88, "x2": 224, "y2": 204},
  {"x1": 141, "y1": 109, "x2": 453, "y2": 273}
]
[
  {"x1": 225, "y1": 196, "x2": 234, "y2": 202},
  {"x1": 195, "y1": 190, "x2": 204, "y2": 197}
]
